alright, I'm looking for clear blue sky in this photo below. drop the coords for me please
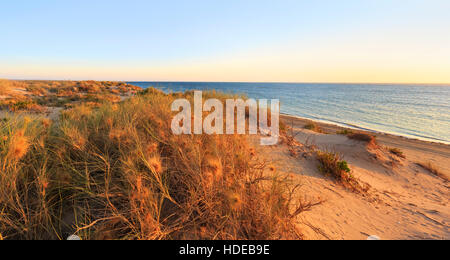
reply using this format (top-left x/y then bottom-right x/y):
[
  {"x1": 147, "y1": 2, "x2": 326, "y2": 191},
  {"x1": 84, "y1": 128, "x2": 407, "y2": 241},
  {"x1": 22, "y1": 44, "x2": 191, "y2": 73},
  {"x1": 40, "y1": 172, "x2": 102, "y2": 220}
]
[{"x1": 1, "y1": 0, "x2": 449, "y2": 82}]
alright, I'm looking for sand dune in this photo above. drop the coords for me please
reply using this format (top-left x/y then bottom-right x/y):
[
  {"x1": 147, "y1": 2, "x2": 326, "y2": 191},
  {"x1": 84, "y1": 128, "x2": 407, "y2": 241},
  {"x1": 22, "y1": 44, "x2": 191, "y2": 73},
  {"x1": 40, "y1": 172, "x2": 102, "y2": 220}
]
[{"x1": 255, "y1": 115, "x2": 449, "y2": 240}]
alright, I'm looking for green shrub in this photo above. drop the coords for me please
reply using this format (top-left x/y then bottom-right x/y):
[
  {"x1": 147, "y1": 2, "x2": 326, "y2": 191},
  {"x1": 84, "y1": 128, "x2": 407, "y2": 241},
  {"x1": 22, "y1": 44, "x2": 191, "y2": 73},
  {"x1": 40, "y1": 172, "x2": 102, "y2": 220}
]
[
  {"x1": 337, "y1": 160, "x2": 351, "y2": 173},
  {"x1": 316, "y1": 150, "x2": 367, "y2": 193}
]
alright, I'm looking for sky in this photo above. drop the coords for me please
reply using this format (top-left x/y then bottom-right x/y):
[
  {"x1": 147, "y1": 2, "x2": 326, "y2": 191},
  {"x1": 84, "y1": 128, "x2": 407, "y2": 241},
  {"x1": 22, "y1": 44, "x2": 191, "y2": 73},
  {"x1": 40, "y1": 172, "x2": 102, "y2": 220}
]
[{"x1": 1, "y1": 0, "x2": 450, "y2": 83}]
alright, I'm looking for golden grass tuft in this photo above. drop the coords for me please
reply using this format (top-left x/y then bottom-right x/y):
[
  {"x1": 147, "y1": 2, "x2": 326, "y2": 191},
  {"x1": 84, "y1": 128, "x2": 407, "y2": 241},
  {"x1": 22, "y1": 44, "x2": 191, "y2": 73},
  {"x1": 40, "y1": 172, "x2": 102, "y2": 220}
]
[
  {"x1": 145, "y1": 142, "x2": 158, "y2": 155},
  {"x1": 62, "y1": 126, "x2": 86, "y2": 151},
  {"x1": 41, "y1": 118, "x2": 52, "y2": 128},
  {"x1": 0, "y1": 116, "x2": 55, "y2": 239},
  {"x1": 147, "y1": 156, "x2": 163, "y2": 174},
  {"x1": 225, "y1": 191, "x2": 244, "y2": 212},
  {"x1": 389, "y1": 147, "x2": 406, "y2": 159},
  {"x1": 109, "y1": 128, "x2": 126, "y2": 142},
  {"x1": 347, "y1": 132, "x2": 377, "y2": 147},
  {"x1": 7, "y1": 129, "x2": 30, "y2": 161},
  {"x1": 417, "y1": 162, "x2": 448, "y2": 181},
  {"x1": 204, "y1": 156, "x2": 223, "y2": 178},
  {"x1": 304, "y1": 121, "x2": 324, "y2": 133}
]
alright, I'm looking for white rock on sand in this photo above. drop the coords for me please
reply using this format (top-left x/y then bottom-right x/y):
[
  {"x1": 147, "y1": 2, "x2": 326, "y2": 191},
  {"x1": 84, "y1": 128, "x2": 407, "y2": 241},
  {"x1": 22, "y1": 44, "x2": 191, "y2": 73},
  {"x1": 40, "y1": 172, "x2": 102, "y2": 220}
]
[{"x1": 67, "y1": 235, "x2": 81, "y2": 241}]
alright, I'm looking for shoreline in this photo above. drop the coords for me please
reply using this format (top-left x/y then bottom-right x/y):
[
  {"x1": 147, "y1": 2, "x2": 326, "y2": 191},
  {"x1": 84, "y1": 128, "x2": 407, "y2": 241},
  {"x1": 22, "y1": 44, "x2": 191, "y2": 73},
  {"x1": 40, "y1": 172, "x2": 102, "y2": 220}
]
[
  {"x1": 132, "y1": 83, "x2": 450, "y2": 147},
  {"x1": 280, "y1": 113, "x2": 450, "y2": 147},
  {"x1": 264, "y1": 114, "x2": 450, "y2": 239}
]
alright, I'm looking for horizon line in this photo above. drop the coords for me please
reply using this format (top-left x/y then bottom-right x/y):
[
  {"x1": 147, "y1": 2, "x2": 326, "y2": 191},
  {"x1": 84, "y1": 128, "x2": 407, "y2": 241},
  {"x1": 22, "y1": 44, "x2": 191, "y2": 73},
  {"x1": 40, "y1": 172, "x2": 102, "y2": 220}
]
[
  {"x1": 5, "y1": 78, "x2": 450, "y2": 86},
  {"x1": 126, "y1": 80, "x2": 450, "y2": 85}
]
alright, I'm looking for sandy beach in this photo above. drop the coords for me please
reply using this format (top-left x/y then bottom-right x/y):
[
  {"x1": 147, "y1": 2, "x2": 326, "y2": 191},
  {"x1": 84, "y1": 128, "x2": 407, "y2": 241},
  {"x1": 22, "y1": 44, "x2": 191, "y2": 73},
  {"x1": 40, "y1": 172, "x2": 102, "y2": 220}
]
[
  {"x1": 1, "y1": 79, "x2": 449, "y2": 240},
  {"x1": 256, "y1": 114, "x2": 450, "y2": 240}
]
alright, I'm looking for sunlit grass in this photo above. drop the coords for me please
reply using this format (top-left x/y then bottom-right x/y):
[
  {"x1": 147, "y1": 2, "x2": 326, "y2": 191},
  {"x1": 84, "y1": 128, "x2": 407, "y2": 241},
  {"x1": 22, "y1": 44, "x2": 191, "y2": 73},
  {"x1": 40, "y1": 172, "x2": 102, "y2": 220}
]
[
  {"x1": 0, "y1": 79, "x2": 140, "y2": 112},
  {"x1": 0, "y1": 88, "x2": 308, "y2": 240}
]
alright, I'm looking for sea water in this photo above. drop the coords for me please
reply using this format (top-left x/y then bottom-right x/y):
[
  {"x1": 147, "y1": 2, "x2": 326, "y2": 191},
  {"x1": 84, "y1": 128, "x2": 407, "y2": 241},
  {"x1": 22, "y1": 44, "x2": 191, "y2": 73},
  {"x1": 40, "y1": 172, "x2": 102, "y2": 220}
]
[{"x1": 130, "y1": 82, "x2": 450, "y2": 144}]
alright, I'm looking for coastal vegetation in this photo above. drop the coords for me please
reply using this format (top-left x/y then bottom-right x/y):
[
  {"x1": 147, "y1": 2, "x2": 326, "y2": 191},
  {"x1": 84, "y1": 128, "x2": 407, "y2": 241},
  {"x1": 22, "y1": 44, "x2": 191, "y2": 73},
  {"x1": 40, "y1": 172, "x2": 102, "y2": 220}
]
[
  {"x1": 0, "y1": 80, "x2": 140, "y2": 113},
  {"x1": 336, "y1": 129, "x2": 353, "y2": 135},
  {"x1": 0, "y1": 79, "x2": 15, "y2": 95},
  {"x1": 389, "y1": 147, "x2": 406, "y2": 159},
  {"x1": 417, "y1": 162, "x2": 447, "y2": 181},
  {"x1": 347, "y1": 132, "x2": 377, "y2": 147},
  {"x1": 316, "y1": 150, "x2": 368, "y2": 193},
  {"x1": 0, "y1": 80, "x2": 307, "y2": 240},
  {"x1": 1, "y1": 79, "x2": 447, "y2": 240},
  {"x1": 304, "y1": 122, "x2": 324, "y2": 134}
]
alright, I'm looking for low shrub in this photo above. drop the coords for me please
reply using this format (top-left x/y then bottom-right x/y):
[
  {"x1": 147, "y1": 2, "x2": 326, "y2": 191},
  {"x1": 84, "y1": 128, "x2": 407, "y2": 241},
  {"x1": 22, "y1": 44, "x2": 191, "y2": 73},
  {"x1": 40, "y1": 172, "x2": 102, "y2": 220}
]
[
  {"x1": 316, "y1": 150, "x2": 367, "y2": 193},
  {"x1": 337, "y1": 129, "x2": 353, "y2": 135},
  {"x1": 304, "y1": 122, "x2": 324, "y2": 133},
  {"x1": 0, "y1": 79, "x2": 13, "y2": 96},
  {"x1": 389, "y1": 147, "x2": 406, "y2": 158},
  {"x1": 347, "y1": 133, "x2": 377, "y2": 147}
]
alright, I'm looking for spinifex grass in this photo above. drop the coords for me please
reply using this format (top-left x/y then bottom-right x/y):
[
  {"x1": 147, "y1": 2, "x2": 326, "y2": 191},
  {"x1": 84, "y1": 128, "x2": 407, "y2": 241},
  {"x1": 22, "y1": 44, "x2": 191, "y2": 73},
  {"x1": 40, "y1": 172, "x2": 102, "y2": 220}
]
[
  {"x1": 0, "y1": 116, "x2": 57, "y2": 239},
  {"x1": 0, "y1": 89, "x2": 309, "y2": 240},
  {"x1": 0, "y1": 79, "x2": 141, "y2": 112}
]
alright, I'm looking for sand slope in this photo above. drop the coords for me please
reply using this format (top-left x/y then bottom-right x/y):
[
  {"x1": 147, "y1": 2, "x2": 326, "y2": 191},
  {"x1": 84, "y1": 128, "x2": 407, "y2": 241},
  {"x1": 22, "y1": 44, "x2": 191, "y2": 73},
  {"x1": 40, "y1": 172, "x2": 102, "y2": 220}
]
[{"x1": 255, "y1": 115, "x2": 449, "y2": 240}]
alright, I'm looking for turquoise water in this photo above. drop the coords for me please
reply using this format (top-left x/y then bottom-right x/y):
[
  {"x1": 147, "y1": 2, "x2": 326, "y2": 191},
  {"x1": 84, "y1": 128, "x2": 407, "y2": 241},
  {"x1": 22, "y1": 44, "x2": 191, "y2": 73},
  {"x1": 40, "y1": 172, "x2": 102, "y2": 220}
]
[{"x1": 129, "y1": 82, "x2": 450, "y2": 144}]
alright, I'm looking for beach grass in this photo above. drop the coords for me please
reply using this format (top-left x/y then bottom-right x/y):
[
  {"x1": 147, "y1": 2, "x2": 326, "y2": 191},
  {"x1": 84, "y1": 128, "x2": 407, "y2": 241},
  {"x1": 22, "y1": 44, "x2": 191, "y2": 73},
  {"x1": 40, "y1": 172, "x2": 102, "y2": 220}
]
[
  {"x1": 0, "y1": 83, "x2": 307, "y2": 240},
  {"x1": 347, "y1": 132, "x2": 377, "y2": 147},
  {"x1": 0, "y1": 80, "x2": 140, "y2": 113},
  {"x1": 417, "y1": 162, "x2": 447, "y2": 181},
  {"x1": 0, "y1": 79, "x2": 14, "y2": 96},
  {"x1": 389, "y1": 147, "x2": 406, "y2": 159},
  {"x1": 304, "y1": 122, "x2": 324, "y2": 134},
  {"x1": 336, "y1": 129, "x2": 353, "y2": 135}
]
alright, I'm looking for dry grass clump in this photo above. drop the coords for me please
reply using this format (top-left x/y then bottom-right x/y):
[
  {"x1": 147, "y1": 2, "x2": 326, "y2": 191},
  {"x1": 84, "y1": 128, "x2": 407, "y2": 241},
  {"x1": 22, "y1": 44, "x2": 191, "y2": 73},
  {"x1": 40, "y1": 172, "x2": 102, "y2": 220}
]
[
  {"x1": 316, "y1": 150, "x2": 368, "y2": 193},
  {"x1": 0, "y1": 80, "x2": 141, "y2": 110},
  {"x1": 389, "y1": 147, "x2": 406, "y2": 159},
  {"x1": 417, "y1": 162, "x2": 448, "y2": 181},
  {"x1": 0, "y1": 116, "x2": 56, "y2": 239},
  {"x1": 0, "y1": 80, "x2": 28, "y2": 97},
  {"x1": 336, "y1": 129, "x2": 353, "y2": 135},
  {"x1": 279, "y1": 120, "x2": 305, "y2": 157},
  {"x1": 3, "y1": 100, "x2": 47, "y2": 113},
  {"x1": 347, "y1": 132, "x2": 377, "y2": 147},
  {"x1": 0, "y1": 89, "x2": 308, "y2": 240},
  {"x1": 0, "y1": 79, "x2": 14, "y2": 96},
  {"x1": 304, "y1": 121, "x2": 324, "y2": 133},
  {"x1": 6, "y1": 129, "x2": 30, "y2": 160}
]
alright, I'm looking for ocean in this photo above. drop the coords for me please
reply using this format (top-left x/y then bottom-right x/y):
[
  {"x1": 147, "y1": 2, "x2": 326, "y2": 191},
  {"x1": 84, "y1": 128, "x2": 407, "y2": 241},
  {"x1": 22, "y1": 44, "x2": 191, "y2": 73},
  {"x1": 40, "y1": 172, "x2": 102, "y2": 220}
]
[{"x1": 129, "y1": 82, "x2": 450, "y2": 145}]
